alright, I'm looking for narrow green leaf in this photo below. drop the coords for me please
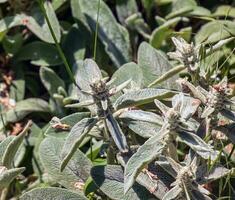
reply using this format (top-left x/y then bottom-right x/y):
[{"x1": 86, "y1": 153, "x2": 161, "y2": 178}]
[
  {"x1": 205, "y1": 37, "x2": 235, "y2": 56},
  {"x1": 60, "y1": 118, "x2": 97, "y2": 171},
  {"x1": 105, "y1": 112, "x2": 128, "y2": 152},
  {"x1": 29, "y1": 1, "x2": 61, "y2": 43},
  {"x1": 72, "y1": 0, "x2": 131, "y2": 67},
  {"x1": 115, "y1": 88, "x2": 174, "y2": 109},
  {"x1": 39, "y1": 137, "x2": 92, "y2": 190},
  {"x1": 124, "y1": 130, "x2": 167, "y2": 193},
  {"x1": 178, "y1": 131, "x2": 218, "y2": 160},
  {"x1": 65, "y1": 100, "x2": 95, "y2": 108},
  {"x1": 2, "y1": 121, "x2": 32, "y2": 168}
]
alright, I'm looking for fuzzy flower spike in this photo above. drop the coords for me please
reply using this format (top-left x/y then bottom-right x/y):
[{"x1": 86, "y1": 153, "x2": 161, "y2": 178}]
[{"x1": 168, "y1": 37, "x2": 200, "y2": 73}]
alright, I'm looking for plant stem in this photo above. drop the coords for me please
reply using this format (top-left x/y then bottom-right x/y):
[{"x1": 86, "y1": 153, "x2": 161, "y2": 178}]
[
  {"x1": 0, "y1": 108, "x2": 7, "y2": 137},
  {"x1": 0, "y1": 187, "x2": 8, "y2": 200},
  {"x1": 93, "y1": 0, "x2": 101, "y2": 61},
  {"x1": 228, "y1": 145, "x2": 235, "y2": 161},
  {"x1": 38, "y1": 0, "x2": 79, "y2": 89}
]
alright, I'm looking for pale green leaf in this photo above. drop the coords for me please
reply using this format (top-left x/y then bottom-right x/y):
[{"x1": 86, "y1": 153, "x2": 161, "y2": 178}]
[
  {"x1": 40, "y1": 66, "x2": 65, "y2": 96},
  {"x1": 39, "y1": 137, "x2": 92, "y2": 190},
  {"x1": 115, "y1": 88, "x2": 174, "y2": 109},
  {"x1": 73, "y1": 0, "x2": 131, "y2": 67},
  {"x1": 105, "y1": 113, "x2": 128, "y2": 152},
  {"x1": 16, "y1": 42, "x2": 62, "y2": 66},
  {"x1": 124, "y1": 130, "x2": 166, "y2": 193},
  {"x1": 45, "y1": 112, "x2": 90, "y2": 138},
  {"x1": 20, "y1": 187, "x2": 87, "y2": 200},
  {"x1": 138, "y1": 42, "x2": 178, "y2": 88},
  {"x1": 0, "y1": 167, "x2": 25, "y2": 188},
  {"x1": 2, "y1": 98, "x2": 50, "y2": 123},
  {"x1": 60, "y1": 118, "x2": 97, "y2": 171},
  {"x1": 178, "y1": 131, "x2": 218, "y2": 160},
  {"x1": 91, "y1": 165, "x2": 154, "y2": 200}
]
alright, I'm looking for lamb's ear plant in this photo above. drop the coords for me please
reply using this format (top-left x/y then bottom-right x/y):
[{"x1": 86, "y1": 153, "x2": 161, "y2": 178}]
[
  {"x1": 123, "y1": 93, "x2": 218, "y2": 194},
  {"x1": 149, "y1": 36, "x2": 235, "y2": 88},
  {"x1": 2, "y1": 0, "x2": 235, "y2": 199},
  {"x1": 178, "y1": 77, "x2": 235, "y2": 141},
  {"x1": 0, "y1": 121, "x2": 31, "y2": 198},
  {"x1": 159, "y1": 151, "x2": 231, "y2": 200},
  {"x1": 60, "y1": 59, "x2": 130, "y2": 171}
]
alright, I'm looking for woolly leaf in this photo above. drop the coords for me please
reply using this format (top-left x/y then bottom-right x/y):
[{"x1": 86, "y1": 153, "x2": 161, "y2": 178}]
[
  {"x1": 39, "y1": 137, "x2": 92, "y2": 190},
  {"x1": 124, "y1": 130, "x2": 166, "y2": 193},
  {"x1": 115, "y1": 88, "x2": 174, "y2": 109},
  {"x1": 20, "y1": 187, "x2": 87, "y2": 200},
  {"x1": 60, "y1": 118, "x2": 97, "y2": 171}
]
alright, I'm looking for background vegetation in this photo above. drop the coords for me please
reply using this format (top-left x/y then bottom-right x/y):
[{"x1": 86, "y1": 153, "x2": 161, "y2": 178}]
[{"x1": 0, "y1": 0, "x2": 235, "y2": 199}]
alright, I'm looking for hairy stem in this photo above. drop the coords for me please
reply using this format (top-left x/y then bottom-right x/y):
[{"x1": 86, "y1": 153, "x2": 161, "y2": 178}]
[{"x1": 93, "y1": 0, "x2": 101, "y2": 61}]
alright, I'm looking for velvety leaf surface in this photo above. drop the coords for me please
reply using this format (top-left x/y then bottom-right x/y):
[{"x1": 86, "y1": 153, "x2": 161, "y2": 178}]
[
  {"x1": 20, "y1": 187, "x2": 87, "y2": 200},
  {"x1": 105, "y1": 113, "x2": 128, "y2": 152},
  {"x1": 16, "y1": 42, "x2": 62, "y2": 66},
  {"x1": 114, "y1": 88, "x2": 174, "y2": 109},
  {"x1": 111, "y1": 62, "x2": 143, "y2": 89},
  {"x1": 3, "y1": 98, "x2": 50, "y2": 123},
  {"x1": 195, "y1": 20, "x2": 235, "y2": 44},
  {"x1": 45, "y1": 112, "x2": 90, "y2": 138},
  {"x1": 40, "y1": 66, "x2": 65, "y2": 96},
  {"x1": 2, "y1": 123, "x2": 28, "y2": 168},
  {"x1": 138, "y1": 42, "x2": 178, "y2": 88},
  {"x1": 124, "y1": 131, "x2": 166, "y2": 193},
  {"x1": 0, "y1": 2, "x2": 61, "y2": 43},
  {"x1": 178, "y1": 131, "x2": 218, "y2": 160},
  {"x1": 39, "y1": 137, "x2": 92, "y2": 190},
  {"x1": 0, "y1": 167, "x2": 25, "y2": 188},
  {"x1": 0, "y1": 136, "x2": 14, "y2": 166},
  {"x1": 91, "y1": 165, "x2": 154, "y2": 200},
  {"x1": 72, "y1": 0, "x2": 131, "y2": 67},
  {"x1": 60, "y1": 117, "x2": 97, "y2": 171}
]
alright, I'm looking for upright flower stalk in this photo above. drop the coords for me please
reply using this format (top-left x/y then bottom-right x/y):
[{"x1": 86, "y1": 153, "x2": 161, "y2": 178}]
[{"x1": 168, "y1": 37, "x2": 200, "y2": 84}]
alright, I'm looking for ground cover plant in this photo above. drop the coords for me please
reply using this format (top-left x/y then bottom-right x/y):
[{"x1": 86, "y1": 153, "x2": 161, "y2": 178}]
[{"x1": 0, "y1": 0, "x2": 235, "y2": 199}]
